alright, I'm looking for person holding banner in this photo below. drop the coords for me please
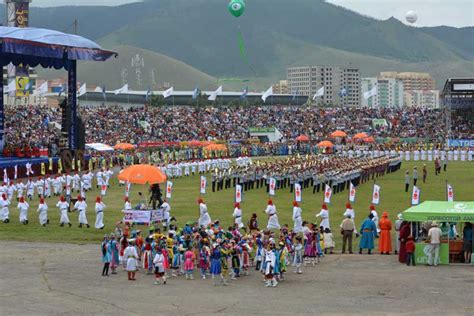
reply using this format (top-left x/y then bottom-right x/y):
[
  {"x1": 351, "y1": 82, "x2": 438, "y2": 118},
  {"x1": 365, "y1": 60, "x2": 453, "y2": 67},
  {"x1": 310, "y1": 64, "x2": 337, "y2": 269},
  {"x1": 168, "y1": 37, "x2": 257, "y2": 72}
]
[
  {"x1": 95, "y1": 196, "x2": 106, "y2": 230},
  {"x1": 316, "y1": 204, "x2": 330, "y2": 230},
  {"x1": 161, "y1": 200, "x2": 172, "y2": 231},
  {"x1": 292, "y1": 201, "x2": 303, "y2": 233},
  {"x1": 198, "y1": 198, "x2": 212, "y2": 228},
  {"x1": 265, "y1": 199, "x2": 280, "y2": 230},
  {"x1": 232, "y1": 202, "x2": 244, "y2": 229}
]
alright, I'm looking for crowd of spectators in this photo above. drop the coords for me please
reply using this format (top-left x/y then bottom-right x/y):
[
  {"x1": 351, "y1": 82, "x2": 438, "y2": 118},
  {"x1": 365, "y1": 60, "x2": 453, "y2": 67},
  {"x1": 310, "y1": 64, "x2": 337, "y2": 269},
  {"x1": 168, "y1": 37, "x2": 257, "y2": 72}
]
[{"x1": 2, "y1": 104, "x2": 473, "y2": 155}]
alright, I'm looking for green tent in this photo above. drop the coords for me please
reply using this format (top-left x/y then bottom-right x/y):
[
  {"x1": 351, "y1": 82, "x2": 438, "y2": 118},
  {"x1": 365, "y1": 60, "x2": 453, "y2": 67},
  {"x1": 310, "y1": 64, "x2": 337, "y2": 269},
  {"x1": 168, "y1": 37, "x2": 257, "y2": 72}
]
[{"x1": 403, "y1": 201, "x2": 474, "y2": 222}]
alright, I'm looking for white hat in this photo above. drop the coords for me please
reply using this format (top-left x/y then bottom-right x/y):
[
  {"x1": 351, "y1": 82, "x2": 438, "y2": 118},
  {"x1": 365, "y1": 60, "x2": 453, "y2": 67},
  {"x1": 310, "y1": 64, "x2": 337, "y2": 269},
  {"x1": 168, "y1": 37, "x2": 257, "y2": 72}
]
[
  {"x1": 431, "y1": 221, "x2": 439, "y2": 226},
  {"x1": 397, "y1": 213, "x2": 403, "y2": 220}
]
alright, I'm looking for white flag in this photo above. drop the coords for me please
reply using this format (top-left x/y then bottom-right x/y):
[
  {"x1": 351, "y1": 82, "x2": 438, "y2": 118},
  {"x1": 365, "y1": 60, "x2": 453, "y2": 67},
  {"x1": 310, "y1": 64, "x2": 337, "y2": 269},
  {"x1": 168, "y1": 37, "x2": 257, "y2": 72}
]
[
  {"x1": 3, "y1": 169, "x2": 8, "y2": 185},
  {"x1": 14, "y1": 165, "x2": 18, "y2": 180},
  {"x1": 162, "y1": 86, "x2": 174, "y2": 99},
  {"x1": 35, "y1": 81, "x2": 48, "y2": 95},
  {"x1": 294, "y1": 183, "x2": 302, "y2": 202},
  {"x1": 324, "y1": 184, "x2": 332, "y2": 204},
  {"x1": 269, "y1": 177, "x2": 276, "y2": 196},
  {"x1": 114, "y1": 83, "x2": 129, "y2": 95},
  {"x1": 166, "y1": 181, "x2": 173, "y2": 199},
  {"x1": 312, "y1": 86, "x2": 325, "y2": 100},
  {"x1": 235, "y1": 184, "x2": 242, "y2": 203},
  {"x1": 447, "y1": 184, "x2": 454, "y2": 202},
  {"x1": 26, "y1": 162, "x2": 34, "y2": 176},
  {"x1": 372, "y1": 184, "x2": 381, "y2": 205},
  {"x1": 348, "y1": 182, "x2": 356, "y2": 202},
  {"x1": 261, "y1": 86, "x2": 273, "y2": 102},
  {"x1": 363, "y1": 86, "x2": 377, "y2": 100},
  {"x1": 78, "y1": 83, "x2": 87, "y2": 97},
  {"x1": 411, "y1": 186, "x2": 421, "y2": 205},
  {"x1": 5, "y1": 80, "x2": 16, "y2": 93},
  {"x1": 124, "y1": 182, "x2": 131, "y2": 198},
  {"x1": 200, "y1": 176, "x2": 207, "y2": 194},
  {"x1": 208, "y1": 86, "x2": 222, "y2": 101}
]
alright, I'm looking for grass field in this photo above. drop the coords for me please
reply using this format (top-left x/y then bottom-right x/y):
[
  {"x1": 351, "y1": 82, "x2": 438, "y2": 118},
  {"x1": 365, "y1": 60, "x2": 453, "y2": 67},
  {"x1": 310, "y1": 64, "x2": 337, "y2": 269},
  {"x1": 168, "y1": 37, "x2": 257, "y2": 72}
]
[{"x1": 0, "y1": 160, "x2": 472, "y2": 246}]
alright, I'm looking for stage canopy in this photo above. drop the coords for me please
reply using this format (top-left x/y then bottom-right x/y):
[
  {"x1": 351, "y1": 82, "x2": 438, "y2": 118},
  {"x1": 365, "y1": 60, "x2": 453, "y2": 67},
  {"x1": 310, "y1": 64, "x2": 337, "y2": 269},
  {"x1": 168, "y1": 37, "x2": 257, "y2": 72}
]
[
  {"x1": 402, "y1": 201, "x2": 474, "y2": 222},
  {"x1": 0, "y1": 26, "x2": 117, "y2": 151},
  {"x1": 0, "y1": 26, "x2": 117, "y2": 69}
]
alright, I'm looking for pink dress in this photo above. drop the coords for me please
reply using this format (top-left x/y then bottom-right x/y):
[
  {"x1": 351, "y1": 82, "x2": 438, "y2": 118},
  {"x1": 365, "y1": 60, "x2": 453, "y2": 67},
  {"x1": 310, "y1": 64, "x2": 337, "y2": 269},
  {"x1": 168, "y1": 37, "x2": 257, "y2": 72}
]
[{"x1": 184, "y1": 250, "x2": 195, "y2": 271}]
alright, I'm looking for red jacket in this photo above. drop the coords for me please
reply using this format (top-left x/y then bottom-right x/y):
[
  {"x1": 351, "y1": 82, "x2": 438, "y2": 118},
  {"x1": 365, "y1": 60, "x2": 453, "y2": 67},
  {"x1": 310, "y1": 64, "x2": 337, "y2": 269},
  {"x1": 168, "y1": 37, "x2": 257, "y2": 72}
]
[{"x1": 406, "y1": 240, "x2": 415, "y2": 253}]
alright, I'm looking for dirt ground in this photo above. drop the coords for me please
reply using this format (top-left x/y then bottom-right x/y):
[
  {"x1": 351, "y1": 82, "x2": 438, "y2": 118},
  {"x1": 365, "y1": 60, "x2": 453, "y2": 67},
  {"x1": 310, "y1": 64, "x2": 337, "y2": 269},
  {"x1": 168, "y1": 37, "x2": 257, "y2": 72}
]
[{"x1": 0, "y1": 241, "x2": 473, "y2": 316}]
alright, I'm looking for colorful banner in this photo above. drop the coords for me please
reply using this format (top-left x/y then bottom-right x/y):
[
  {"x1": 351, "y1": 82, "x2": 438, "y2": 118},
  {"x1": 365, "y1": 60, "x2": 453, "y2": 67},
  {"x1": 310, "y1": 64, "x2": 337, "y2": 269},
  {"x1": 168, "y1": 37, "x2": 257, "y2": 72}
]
[
  {"x1": 411, "y1": 186, "x2": 421, "y2": 205},
  {"x1": 235, "y1": 184, "x2": 242, "y2": 203},
  {"x1": 166, "y1": 181, "x2": 173, "y2": 199},
  {"x1": 200, "y1": 176, "x2": 207, "y2": 194},
  {"x1": 415, "y1": 242, "x2": 449, "y2": 265},
  {"x1": 447, "y1": 184, "x2": 454, "y2": 202},
  {"x1": 324, "y1": 184, "x2": 332, "y2": 204},
  {"x1": 294, "y1": 183, "x2": 302, "y2": 202},
  {"x1": 447, "y1": 139, "x2": 474, "y2": 148},
  {"x1": 125, "y1": 182, "x2": 131, "y2": 198},
  {"x1": 348, "y1": 182, "x2": 356, "y2": 203},
  {"x1": 269, "y1": 178, "x2": 276, "y2": 196},
  {"x1": 122, "y1": 210, "x2": 151, "y2": 224},
  {"x1": 15, "y1": 76, "x2": 30, "y2": 97},
  {"x1": 372, "y1": 184, "x2": 381, "y2": 205},
  {"x1": 151, "y1": 209, "x2": 164, "y2": 223}
]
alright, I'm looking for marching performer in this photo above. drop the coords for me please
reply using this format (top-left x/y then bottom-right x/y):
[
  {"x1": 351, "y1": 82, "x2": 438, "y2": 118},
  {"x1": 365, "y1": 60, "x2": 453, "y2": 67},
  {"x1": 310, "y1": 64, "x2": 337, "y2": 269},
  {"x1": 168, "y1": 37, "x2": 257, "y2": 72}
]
[
  {"x1": 37, "y1": 197, "x2": 48, "y2": 226},
  {"x1": 74, "y1": 195, "x2": 89, "y2": 228},
  {"x1": 265, "y1": 199, "x2": 280, "y2": 230},
  {"x1": 17, "y1": 197, "x2": 30, "y2": 225},
  {"x1": 316, "y1": 203, "x2": 330, "y2": 230},
  {"x1": 232, "y1": 202, "x2": 244, "y2": 229},
  {"x1": 198, "y1": 198, "x2": 212, "y2": 228},
  {"x1": 0, "y1": 194, "x2": 10, "y2": 223},
  {"x1": 292, "y1": 201, "x2": 303, "y2": 233},
  {"x1": 57, "y1": 195, "x2": 71, "y2": 227},
  {"x1": 95, "y1": 196, "x2": 106, "y2": 229}
]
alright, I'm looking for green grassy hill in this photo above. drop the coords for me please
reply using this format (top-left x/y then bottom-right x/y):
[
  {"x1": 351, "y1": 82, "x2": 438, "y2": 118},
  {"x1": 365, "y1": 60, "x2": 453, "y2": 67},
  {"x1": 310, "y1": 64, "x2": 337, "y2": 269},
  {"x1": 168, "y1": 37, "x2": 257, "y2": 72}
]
[{"x1": 39, "y1": 45, "x2": 218, "y2": 90}]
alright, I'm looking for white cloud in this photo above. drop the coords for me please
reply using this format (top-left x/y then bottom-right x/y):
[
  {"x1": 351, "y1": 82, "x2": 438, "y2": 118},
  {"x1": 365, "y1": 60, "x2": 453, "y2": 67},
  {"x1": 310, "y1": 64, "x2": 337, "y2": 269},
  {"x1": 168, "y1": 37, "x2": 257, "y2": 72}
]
[{"x1": 326, "y1": 0, "x2": 474, "y2": 27}]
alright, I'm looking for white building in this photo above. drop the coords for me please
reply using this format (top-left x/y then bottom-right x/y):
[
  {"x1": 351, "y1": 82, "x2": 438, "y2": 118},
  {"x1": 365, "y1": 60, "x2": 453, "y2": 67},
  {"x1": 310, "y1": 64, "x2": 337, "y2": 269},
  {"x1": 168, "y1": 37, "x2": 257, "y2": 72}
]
[
  {"x1": 404, "y1": 90, "x2": 440, "y2": 109},
  {"x1": 361, "y1": 77, "x2": 404, "y2": 108},
  {"x1": 287, "y1": 65, "x2": 360, "y2": 106}
]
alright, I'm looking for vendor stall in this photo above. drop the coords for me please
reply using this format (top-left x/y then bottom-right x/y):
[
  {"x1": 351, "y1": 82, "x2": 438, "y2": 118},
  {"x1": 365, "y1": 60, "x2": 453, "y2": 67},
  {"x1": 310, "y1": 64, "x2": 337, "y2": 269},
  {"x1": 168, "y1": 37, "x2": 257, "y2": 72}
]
[{"x1": 402, "y1": 201, "x2": 474, "y2": 265}]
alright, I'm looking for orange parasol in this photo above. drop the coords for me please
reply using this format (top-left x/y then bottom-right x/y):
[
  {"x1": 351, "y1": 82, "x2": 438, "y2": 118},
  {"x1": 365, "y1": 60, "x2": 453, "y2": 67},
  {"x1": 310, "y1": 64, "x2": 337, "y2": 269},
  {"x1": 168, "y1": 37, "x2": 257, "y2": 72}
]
[
  {"x1": 205, "y1": 144, "x2": 227, "y2": 151},
  {"x1": 114, "y1": 143, "x2": 135, "y2": 150},
  {"x1": 296, "y1": 135, "x2": 310, "y2": 142},
  {"x1": 330, "y1": 130, "x2": 347, "y2": 138},
  {"x1": 353, "y1": 132, "x2": 368, "y2": 139},
  {"x1": 364, "y1": 136, "x2": 375, "y2": 143},
  {"x1": 118, "y1": 164, "x2": 167, "y2": 184},
  {"x1": 317, "y1": 140, "x2": 334, "y2": 148}
]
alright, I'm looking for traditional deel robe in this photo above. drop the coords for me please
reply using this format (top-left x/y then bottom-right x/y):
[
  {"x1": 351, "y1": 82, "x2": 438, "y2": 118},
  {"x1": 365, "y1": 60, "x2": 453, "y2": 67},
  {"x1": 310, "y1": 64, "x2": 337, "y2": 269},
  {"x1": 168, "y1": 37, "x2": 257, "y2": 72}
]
[{"x1": 359, "y1": 217, "x2": 377, "y2": 249}]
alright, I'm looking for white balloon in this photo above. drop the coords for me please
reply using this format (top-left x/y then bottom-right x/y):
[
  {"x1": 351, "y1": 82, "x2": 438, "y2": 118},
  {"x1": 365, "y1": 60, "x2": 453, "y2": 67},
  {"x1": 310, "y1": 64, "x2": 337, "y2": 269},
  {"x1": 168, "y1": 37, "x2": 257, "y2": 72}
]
[{"x1": 406, "y1": 11, "x2": 418, "y2": 24}]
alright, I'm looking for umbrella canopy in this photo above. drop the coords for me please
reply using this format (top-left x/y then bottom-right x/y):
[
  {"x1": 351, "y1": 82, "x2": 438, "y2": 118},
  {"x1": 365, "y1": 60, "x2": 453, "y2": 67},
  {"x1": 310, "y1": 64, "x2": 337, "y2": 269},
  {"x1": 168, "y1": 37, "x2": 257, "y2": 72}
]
[
  {"x1": 189, "y1": 140, "x2": 202, "y2": 147},
  {"x1": 296, "y1": 135, "x2": 310, "y2": 142},
  {"x1": 330, "y1": 130, "x2": 347, "y2": 138},
  {"x1": 114, "y1": 143, "x2": 135, "y2": 150},
  {"x1": 353, "y1": 132, "x2": 368, "y2": 139},
  {"x1": 118, "y1": 164, "x2": 167, "y2": 184},
  {"x1": 364, "y1": 136, "x2": 375, "y2": 143},
  {"x1": 317, "y1": 140, "x2": 334, "y2": 148}
]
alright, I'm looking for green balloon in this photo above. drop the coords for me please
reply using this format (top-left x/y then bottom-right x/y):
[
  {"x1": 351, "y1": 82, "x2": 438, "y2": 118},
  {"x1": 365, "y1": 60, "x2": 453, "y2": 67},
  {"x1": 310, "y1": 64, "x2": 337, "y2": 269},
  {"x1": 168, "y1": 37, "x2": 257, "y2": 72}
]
[{"x1": 228, "y1": 0, "x2": 245, "y2": 18}]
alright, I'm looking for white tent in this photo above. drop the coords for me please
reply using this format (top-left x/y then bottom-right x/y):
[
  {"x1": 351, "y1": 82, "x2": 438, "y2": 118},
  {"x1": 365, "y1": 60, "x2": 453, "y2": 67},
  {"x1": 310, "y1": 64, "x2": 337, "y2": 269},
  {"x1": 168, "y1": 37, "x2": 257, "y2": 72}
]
[{"x1": 85, "y1": 143, "x2": 114, "y2": 152}]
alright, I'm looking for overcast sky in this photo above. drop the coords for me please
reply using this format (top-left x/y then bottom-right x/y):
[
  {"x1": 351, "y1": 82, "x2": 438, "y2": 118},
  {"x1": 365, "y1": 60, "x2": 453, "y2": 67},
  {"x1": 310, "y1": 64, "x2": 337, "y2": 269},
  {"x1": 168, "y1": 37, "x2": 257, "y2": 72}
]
[{"x1": 31, "y1": 0, "x2": 473, "y2": 27}]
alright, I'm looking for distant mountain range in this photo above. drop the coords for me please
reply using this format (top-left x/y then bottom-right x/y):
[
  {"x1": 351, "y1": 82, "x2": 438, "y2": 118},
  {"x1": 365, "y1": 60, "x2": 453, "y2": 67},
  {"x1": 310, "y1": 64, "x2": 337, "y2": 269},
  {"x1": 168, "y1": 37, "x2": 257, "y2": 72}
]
[{"x1": 3, "y1": 0, "x2": 473, "y2": 90}]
